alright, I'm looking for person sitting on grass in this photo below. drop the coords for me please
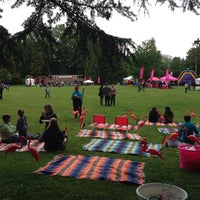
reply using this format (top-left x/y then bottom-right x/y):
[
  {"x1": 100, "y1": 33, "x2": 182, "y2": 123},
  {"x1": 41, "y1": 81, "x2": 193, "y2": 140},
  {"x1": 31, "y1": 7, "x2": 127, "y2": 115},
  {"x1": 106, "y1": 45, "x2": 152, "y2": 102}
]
[
  {"x1": 39, "y1": 104, "x2": 57, "y2": 129},
  {"x1": 16, "y1": 108, "x2": 40, "y2": 144},
  {"x1": 0, "y1": 114, "x2": 20, "y2": 143},
  {"x1": 39, "y1": 118, "x2": 66, "y2": 152},
  {"x1": 148, "y1": 107, "x2": 160, "y2": 123},
  {"x1": 179, "y1": 114, "x2": 199, "y2": 144},
  {"x1": 163, "y1": 106, "x2": 174, "y2": 123}
]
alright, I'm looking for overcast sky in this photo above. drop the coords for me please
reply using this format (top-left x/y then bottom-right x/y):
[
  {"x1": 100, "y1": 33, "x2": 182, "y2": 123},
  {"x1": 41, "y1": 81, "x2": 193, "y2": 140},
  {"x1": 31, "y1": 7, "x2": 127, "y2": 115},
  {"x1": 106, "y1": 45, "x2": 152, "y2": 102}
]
[{"x1": 0, "y1": 1, "x2": 200, "y2": 58}]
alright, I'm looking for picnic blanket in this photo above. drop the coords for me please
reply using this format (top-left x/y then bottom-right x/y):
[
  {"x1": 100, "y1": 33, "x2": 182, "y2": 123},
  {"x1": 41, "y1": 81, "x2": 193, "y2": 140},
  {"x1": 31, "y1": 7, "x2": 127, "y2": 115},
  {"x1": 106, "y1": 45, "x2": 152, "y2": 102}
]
[
  {"x1": 77, "y1": 129, "x2": 142, "y2": 140},
  {"x1": 106, "y1": 124, "x2": 138, "y2": 131},
  {"x1": 89, "y1": 122, "x2": 110, "y2": 129},
  {"x1": 82, "y1": 139, "x2": 161, "y2": 157},
  {"x1": 157, "y1": 127, "x2": 178, "y2": 134},
  {"x1": 0, "y1": 140, "x2": 45, "y2": 152},
  {"x1": 142, "y1": 121, "x2": 182, "y2": 127},
  {"x1": 89, "y1": 123, "x2": 138, "y2": 131},
  {"x1": 34, "y1": 154, "x2": 145, "y2": 185}
]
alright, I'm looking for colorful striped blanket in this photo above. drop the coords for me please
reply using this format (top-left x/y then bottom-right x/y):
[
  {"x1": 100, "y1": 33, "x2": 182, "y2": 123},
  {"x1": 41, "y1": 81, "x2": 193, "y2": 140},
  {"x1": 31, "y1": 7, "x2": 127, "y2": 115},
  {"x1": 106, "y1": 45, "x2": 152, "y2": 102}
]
[
  {"x1": 89, "y1": 121, "x2": 181, "y2": 131},
  {"x1": 82, "y1": 139, "x2": 161, "y2": 157},
  {"x1": 157, "y1": 127, "x2": 178, "y2": 134},
  {"x1": 34, "y1": 154, "x2": 145, "y2": 185},
  {"x1": 77, "y1": 129, "x2": 142, "y2": 140},
  {"x1": 0, "y1": 140, "x2": 45, "y2": 152},
  {"x1": 89, "y1": 123, "x2": 138, "y2": 131},
  {"x1": 106, "y1": 124, "x2": 138, "y2": 131},
  {"x1": 143, "y1": 121, "x2": 181, "y2": 127}
]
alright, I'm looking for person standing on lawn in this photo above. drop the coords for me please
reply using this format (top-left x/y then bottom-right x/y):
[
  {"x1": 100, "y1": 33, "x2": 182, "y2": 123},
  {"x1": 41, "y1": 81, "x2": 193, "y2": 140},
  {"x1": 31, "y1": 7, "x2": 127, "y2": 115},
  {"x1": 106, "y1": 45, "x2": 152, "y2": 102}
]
[
  {"x1": 110, "y1": 84, "x2": 116, "y2": 106},
  {"x1": 103, "y1": 84, "x2": 111, "y2": 106},
  {"x1": 98, "y1": 84, "x2": 104, "y2": 106},
  {"x1": 45, "y1": 85, "x2": 50, "y2": 98},
  {"x1": 71, "y1": 85, "x2": 82, "y2": 118}
]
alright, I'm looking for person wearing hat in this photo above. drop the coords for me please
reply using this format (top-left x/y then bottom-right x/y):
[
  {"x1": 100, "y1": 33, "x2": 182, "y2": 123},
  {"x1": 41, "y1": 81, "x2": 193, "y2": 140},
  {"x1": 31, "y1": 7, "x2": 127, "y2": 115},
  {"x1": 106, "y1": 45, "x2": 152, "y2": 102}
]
[{"x1": 71, "y1": 85, "x2": 82, "y2": 118}]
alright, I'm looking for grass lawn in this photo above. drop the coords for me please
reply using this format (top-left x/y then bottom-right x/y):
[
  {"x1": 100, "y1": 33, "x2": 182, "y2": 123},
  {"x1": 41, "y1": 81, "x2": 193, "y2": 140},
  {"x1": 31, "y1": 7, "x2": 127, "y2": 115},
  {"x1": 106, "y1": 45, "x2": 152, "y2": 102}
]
[{"x1": 0, "y1": 85, "x2": 199, "y2": 200}]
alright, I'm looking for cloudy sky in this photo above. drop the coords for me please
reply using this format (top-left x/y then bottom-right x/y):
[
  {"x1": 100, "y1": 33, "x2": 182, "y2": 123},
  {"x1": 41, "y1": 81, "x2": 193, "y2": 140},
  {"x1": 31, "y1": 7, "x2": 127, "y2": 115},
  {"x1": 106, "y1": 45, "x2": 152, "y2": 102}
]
[{"x1": 0, "y1": 1, "x2": 200, "y2": 58}]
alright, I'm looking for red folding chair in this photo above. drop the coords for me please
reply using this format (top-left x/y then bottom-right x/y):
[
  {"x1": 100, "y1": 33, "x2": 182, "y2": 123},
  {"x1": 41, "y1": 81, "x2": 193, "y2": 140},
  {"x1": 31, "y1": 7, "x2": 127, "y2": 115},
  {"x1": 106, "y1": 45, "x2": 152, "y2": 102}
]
[
  {"x1": 114, "y1": 116, "x2": 129, "y2": 133},
  {"x1": 90, "y1": 114, "x2": 108, "y2": 130}
]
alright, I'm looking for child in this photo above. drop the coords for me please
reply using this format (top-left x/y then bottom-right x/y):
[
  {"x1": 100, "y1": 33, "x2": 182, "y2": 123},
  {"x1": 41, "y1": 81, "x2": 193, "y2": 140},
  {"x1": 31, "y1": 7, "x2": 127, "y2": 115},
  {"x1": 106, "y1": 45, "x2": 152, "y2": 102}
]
[
  {"x1": 16, "y1": 108, "x2": 39, "y2": 144},
  {"x1": 45, "y1": 85, "x2": 50, "y2": 98},
  {"x1": 16, "y1": 108, "x2": 28, "y2": 138}
]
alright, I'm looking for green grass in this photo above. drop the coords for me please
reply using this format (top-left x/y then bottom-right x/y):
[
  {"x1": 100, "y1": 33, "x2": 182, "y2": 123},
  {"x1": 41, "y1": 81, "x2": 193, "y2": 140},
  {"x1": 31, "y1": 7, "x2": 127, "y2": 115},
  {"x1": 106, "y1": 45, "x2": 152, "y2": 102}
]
[{"x1": 0, "y1": 85, "x2": 200, "y2": 200}]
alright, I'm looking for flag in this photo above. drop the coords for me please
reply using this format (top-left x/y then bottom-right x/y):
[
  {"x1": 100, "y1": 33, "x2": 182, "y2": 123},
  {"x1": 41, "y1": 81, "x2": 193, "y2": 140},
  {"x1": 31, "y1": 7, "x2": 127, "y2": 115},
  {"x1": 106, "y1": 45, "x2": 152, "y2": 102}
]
[
  {"x1": 38, "y1": 77, "x2": 42, "y2": 85},
  {"x1": 139, "y1": 66, "x2": 144, "y2": 79},
  {"x1": 97, "y1": 76, "x2": 100, "y2": 84},
  {"x1": 45, "y1": 77, "x2": 49, "y2": 85},
  {"x1": 165, "y1": 68, "x2": 170, "y2": 81},
  {"x1": 150, "y1": 69, "x2": 155, "y2": 82}
]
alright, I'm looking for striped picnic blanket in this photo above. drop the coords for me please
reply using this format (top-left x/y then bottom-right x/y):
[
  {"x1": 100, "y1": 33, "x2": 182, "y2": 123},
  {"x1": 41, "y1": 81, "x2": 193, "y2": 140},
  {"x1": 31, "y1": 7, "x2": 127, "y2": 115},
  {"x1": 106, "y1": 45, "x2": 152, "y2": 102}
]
[
  {"x1": 82, "y1": 139, "x2": 161, "y2": 157},
  {"x1": 89, "y1": 123, "x2": 138, "y2": 131},
  {"x1": 143, "y1": 121, "x2": 181, "y2": 127},
  {"x1": 77, "y1": 129, "x2": 142, "y2": 140},
  {"x1": 106, "y1": 124, "x2": 138, "y2": 131},
  {"x1": 34, "y1": 154, "x2": 145, "y2": 185},
  {"x1": 0, "y1": 140, "x2": 45, "y2": 152},
  {"x1": 157, "y1": 127, "x2": 178, "y2": 134}
]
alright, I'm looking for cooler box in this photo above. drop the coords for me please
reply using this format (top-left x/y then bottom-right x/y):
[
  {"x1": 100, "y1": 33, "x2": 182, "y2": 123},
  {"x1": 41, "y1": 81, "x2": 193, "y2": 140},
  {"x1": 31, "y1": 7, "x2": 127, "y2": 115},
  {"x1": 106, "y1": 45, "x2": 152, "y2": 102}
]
[{"x1": 178, "y1": 145, "x2": 200, "y2": 171}]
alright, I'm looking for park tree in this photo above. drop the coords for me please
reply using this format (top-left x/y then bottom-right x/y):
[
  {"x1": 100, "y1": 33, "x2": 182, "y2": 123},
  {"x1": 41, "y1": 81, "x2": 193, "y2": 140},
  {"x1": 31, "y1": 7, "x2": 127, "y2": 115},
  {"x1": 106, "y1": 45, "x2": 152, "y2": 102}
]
[
  {"x1": 0, "y1": 26, "x2": 17, "y2": 73},
  {"x1": 1, "y1": 0, "x2": 200, "y2": 83},
  {"x1": 185, "y1": 38, "x2": 200, "y2": 76},
  {"x1": 170, "y1": 57, "x2": 186, "y2": 77},
  {"x1": 134, "y1": 38, "x2": 162, "y2": 79},
  {"x1": 0, "y1": 67, "x2": 12, "y2": 83}
]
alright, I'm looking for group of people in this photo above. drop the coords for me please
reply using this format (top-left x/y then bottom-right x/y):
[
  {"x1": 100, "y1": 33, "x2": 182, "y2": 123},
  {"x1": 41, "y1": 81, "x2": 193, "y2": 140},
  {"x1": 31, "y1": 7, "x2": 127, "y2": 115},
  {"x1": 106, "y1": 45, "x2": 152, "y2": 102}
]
[
  {"x1": 148, "y1": 106, "x2": 199, "y2": 144},
  {"x1": 148, "y1": 106, "x2": 174, "y2": 123},
  {"x1": 1, "y1": 84, "x2": 199, "y2": 152},
  {"x1": 0, "y1": 104, "x2": 67, "y2": 152},
  {"x1": 98, "y1": 84, "x2": 116, "y2": 106}
]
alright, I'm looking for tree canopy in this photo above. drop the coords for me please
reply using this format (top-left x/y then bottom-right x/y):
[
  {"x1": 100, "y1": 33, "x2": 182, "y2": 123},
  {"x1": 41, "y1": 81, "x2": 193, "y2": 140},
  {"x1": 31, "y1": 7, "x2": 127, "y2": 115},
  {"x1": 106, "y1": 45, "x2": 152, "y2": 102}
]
[
  {"x1": 1, "y1": 0, "x2": 200, "y2": 37},
  {"x1": 0, "y1": 0, "x2": 200, "y2": 84}
]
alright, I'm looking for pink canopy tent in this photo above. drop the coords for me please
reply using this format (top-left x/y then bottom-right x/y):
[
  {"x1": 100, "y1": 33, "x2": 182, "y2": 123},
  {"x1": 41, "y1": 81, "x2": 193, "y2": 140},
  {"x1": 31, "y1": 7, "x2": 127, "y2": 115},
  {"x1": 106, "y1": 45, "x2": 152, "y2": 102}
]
[
  {"x1": 160, "y1": 74, "x2": 178, "y2": 81},
  {"x1": 148, "y1": 77, "x2": 160, "y2": 81}
]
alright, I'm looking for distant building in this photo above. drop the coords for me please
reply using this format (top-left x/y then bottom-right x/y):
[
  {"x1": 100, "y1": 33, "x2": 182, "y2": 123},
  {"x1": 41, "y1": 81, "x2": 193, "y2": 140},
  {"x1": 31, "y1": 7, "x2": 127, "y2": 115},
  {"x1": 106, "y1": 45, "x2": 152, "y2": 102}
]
[{"x1": 48, "y1": 75, "x2": 84, "y2": 85}]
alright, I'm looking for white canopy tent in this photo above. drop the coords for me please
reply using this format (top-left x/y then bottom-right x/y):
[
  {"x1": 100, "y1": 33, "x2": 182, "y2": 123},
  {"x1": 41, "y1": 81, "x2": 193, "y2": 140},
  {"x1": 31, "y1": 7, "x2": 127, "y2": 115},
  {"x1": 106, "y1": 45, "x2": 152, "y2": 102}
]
[
  {"x1": 83, "y1": 79, "x2": 94, "y2": 84},
  {"x1": 195, "y1": 78, "x2": 200, "y2": 90},
  {"x1": 195, "y1": 78, "x2": 200, "y2": 85},
  {"x1": 25, "y1": 78, "x2": 35, "y2": 86},
  {"x1": 123, "y1": 75, "x2": 133, "y2": 81}
]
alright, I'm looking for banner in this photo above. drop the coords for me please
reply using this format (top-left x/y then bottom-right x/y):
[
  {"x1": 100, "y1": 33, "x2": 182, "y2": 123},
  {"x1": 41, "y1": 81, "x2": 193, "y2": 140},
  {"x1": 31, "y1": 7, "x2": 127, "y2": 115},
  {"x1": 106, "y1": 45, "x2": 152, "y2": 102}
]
[
  {"x1": 139, "y1": 66, "x2": 144, "y2": 79},
  {"x1": 97, "y1": 76, "x2": 100, "y2": 84},
  {"x1": 165, "y1": 68, "x2": 170, "y2": 81},
  {"x1": 150, "y1": 69, "x2": 155, "y2": 82}
]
